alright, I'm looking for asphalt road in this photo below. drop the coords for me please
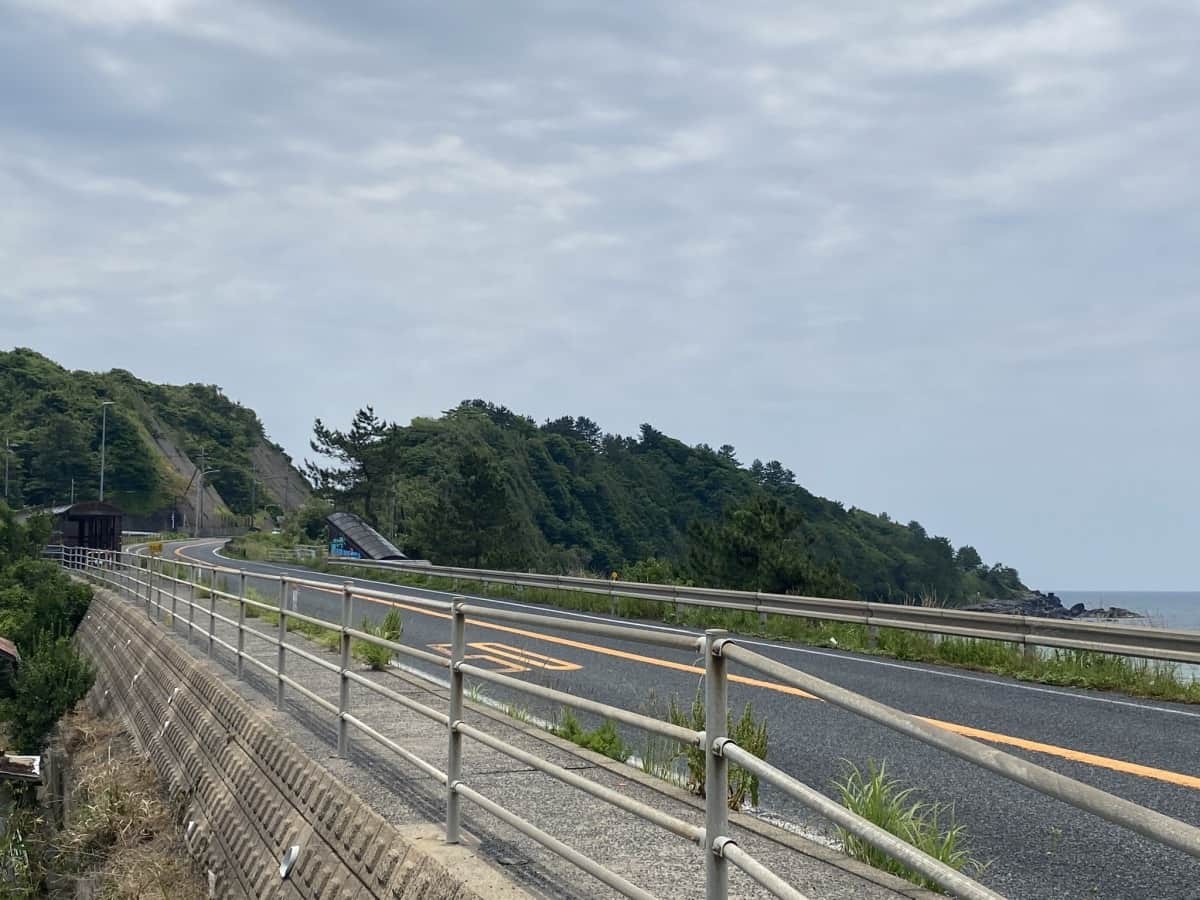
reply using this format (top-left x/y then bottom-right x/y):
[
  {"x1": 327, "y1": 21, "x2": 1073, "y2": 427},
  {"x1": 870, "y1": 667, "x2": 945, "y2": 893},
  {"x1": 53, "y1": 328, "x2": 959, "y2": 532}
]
[{"x1": 171, "y1": 539, "x2": 1200, "y2": 900}]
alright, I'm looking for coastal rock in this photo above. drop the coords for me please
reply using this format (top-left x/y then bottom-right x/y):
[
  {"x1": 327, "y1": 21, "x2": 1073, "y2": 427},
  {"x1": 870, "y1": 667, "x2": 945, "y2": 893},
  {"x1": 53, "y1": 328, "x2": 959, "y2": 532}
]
[{"x1": 960, "y1": 591, "x2": 1139, "y2": 620}]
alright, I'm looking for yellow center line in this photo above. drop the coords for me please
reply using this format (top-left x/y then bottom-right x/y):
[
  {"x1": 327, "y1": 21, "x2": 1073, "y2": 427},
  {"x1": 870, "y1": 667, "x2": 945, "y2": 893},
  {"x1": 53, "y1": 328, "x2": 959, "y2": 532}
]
[{"x1": 175, "y1": 543, "x2": 1200, "y2": 791}]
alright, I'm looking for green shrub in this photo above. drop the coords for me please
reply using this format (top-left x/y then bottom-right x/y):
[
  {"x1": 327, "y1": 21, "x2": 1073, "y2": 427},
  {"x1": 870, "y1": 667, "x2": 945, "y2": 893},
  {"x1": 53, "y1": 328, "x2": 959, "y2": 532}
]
[
  {"x1": 834, "y1": 760, "x2": 985, "y2": 892},
  {"x1": 353, "y1": 609, "x2": 402, "y2": 670},
  {"x1": 0, "y1": 560, "x2": 93, "y2": 651},
  {"x1": 553, "y1": 709, "x2": 631, "y2": 762},
  {"x1": 667, "y1": 689, "x2": 769, "y2": 808},
  {"x1": 1, "y1": 634, "x2": 95, "y2": 753}
]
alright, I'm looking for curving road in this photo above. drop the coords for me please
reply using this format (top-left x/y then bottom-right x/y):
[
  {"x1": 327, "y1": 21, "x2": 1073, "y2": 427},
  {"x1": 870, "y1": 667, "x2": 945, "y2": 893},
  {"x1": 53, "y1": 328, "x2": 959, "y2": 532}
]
[{"x1": 170, "y1": 539, "x2": 1200, "y2": 900}]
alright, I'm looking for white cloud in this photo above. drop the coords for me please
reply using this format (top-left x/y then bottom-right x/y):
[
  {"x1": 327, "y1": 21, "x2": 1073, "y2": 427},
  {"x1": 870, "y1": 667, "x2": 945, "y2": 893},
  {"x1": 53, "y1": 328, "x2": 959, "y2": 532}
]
[{"x1": 0, "y1": 0, "x2": 1198, "y2": 588}]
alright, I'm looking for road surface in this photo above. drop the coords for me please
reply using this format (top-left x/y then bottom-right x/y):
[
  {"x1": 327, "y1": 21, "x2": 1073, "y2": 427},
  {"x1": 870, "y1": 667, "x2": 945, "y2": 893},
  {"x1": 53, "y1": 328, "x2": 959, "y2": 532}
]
[{"x1": 171, "y1": 539, "x2": 1200, "y2": 899}]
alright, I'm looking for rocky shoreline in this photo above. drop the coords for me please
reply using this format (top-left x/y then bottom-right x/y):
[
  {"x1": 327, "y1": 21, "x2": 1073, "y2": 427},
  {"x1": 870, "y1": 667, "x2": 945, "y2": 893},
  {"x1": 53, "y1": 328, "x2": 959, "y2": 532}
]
[{"x1": 961, "y1": 590, "x2": 1140, "y2": 620}]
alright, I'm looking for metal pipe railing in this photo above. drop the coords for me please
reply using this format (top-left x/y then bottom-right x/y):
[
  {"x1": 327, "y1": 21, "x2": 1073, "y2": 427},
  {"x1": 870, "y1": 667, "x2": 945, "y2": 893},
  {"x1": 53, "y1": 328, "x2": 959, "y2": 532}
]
[
  {"x1": 456, "y1": 719, "x2": 705, "y2": 844},
  {"x1": 457, "y1": 661, "x2": 701, "y2": 746},
  {"x1": 58, "y1": 545, "x2": 1200, "y2": 900},
  {"x1": 720, "y1": 841, "x2": 811, "y2": 900},
  {"x1": 720, "y1": 642, "x2": 1200, "y2": 859},
  {"x1": 452, "y1": 780, "x2": 658, "y2": 900},
  {"x1": 718, "y1": 742, "x2": 1001, "y2": 900},
  {"x1": 333, "y1": 557, "x2": 1200, "y2": 665},
  {"x1": 457, "y1": 602, "x2": 704, "y2": 651}
]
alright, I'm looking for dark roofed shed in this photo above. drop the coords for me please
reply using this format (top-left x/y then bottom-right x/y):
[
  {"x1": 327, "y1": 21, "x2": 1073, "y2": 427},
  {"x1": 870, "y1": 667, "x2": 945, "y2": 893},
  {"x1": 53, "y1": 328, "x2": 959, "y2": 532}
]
[{"x1": 326, "y1": 512, "x2": 407, "y2": 561}]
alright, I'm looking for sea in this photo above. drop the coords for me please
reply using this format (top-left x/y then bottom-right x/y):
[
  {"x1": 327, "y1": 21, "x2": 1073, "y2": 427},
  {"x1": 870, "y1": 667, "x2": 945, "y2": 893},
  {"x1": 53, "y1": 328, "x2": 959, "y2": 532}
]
[{"x1": 1056, "y1": 591, "x2": 1200, "y2": 632}]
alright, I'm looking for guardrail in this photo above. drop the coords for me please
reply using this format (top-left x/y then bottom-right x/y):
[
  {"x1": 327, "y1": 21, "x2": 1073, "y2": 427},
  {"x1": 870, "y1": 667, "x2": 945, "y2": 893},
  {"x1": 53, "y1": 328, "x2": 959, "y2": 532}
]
[
  {"x1": 328, "y1": 558, "x2": 1200, "y2": 665},
  {"x1": 49, "y1": 545, "x2": 1200, "y2": 900},
  {"x1": 265, "y1": 545, "x2": 326, "y2": 563}
]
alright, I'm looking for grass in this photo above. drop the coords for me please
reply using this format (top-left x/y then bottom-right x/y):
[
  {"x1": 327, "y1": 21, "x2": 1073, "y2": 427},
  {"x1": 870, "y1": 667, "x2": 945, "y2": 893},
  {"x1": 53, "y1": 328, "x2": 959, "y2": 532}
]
[
  {"x1": 553, "y1": 708, "x2": 632, "y2": 762},
  {"x1": 353, "y1": 608, "x2": 402, "y2": 670},
  {"x1": 667, "y1": 690, "x2": 769, "y2": 809},
  {"x1": 319, "y1": 561, "x2": 1200, "y2": 704},
  {"x1": 834, "y1": 759, "x2": 987, "y2": 893},
  {"x1": 1, "y1": 709, "x2": 207, "y2": 899}
]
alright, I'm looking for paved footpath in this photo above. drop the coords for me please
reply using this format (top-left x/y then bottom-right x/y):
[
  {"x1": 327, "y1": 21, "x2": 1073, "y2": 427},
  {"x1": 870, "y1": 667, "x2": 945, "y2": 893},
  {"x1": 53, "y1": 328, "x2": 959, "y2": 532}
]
[{"x1": 135, "y1": 576, "x2": 932, "y2": 900}]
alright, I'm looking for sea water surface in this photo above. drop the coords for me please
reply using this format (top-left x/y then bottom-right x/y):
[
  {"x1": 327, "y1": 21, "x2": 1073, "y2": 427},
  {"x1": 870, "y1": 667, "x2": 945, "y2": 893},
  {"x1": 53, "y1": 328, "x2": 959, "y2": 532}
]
[{"x1": 1057, "y1": 591, "x2": 1200, "y2": 631}]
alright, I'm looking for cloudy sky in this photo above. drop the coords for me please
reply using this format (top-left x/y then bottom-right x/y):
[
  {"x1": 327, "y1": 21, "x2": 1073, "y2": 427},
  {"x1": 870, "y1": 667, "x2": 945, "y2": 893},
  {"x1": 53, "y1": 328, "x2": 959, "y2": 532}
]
[{"x1": 2, "y1": 1, "x2": 1197, "y2": 590}]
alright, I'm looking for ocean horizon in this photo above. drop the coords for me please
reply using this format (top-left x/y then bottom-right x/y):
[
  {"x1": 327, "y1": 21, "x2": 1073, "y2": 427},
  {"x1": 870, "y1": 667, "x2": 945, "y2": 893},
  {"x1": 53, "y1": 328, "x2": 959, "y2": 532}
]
[{"x1": 1056, "y1": 591, "x2": 1200, "y2": 632}]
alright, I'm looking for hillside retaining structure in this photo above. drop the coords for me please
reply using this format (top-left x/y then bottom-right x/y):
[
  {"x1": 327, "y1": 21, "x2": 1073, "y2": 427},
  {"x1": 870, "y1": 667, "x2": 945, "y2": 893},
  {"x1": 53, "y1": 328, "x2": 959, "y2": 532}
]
[{"x1": 74, "y1": 588, "x2": 527, "y2": 900}]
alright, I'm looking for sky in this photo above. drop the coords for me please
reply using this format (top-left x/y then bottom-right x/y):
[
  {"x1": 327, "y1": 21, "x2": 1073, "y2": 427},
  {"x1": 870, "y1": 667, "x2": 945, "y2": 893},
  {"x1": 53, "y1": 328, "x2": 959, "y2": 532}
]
[{"x1": 1, "y1": 1, "x2": 1197, "y2": 591}]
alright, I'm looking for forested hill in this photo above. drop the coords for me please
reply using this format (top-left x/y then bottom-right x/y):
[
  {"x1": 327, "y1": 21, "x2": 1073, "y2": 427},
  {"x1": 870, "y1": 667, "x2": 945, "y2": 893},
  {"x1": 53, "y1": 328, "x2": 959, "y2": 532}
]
[
  {"x1": 308, "y1": 400, "x2": 1027, "y2": 605},
  {"x1": 0, "y1": 348, "x2": 308, "y2": 526}
]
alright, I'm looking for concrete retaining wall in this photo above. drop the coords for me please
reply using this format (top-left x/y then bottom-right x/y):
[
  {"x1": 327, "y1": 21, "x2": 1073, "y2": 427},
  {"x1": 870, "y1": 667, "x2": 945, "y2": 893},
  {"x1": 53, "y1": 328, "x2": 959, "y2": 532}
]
[{"x1": 75, "y1": 588, "x2": 524, "y2": 900}]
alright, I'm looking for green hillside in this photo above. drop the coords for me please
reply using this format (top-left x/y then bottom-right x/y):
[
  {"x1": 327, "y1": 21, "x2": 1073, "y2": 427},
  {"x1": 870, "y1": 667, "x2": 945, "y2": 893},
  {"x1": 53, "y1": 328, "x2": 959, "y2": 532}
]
[
  {"x1": 308, "y1": 401, "x2": 1027, "y2": 604},
  {"x1": 0, "y1": 348, "x2": 308, "y2": 526}
]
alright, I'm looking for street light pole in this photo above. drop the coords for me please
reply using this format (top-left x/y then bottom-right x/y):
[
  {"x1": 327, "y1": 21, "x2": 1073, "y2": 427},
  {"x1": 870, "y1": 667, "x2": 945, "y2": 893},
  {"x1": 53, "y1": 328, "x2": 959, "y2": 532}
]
[{"x1": 99, "y1": 401, "x2": 115, "y2": 502}]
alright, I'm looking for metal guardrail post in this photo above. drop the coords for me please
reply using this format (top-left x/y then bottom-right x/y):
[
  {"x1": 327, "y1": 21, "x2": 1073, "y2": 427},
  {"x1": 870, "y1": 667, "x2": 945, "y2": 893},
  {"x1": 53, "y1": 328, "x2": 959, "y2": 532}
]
[
  {"x1": 147, "y1": 556, "x2": 155, "y2": 619},
  {"x1": 704, "y1": 629, "x2": 730, "y2": 900},
  {"x1": 168, "y1": 560, "x2": 177, "y2": 628},
  {"x1": 1022, "y1": 623, "x2": 1037, "y2": 661},
  {"x1": 277, "y1": 578, "x2": 288, "y2": 708},
  {"x1": 236, "y1": 570, "x2": 246, "y2": 680},
  {"x1": 156, "y1": 555, "x2": 165, "y2": 620},
  {"x1": 187, "y1": 566, "x2": 196, "y2": 642},
  {"x1": 446, "y1": 597, "x2": 467, "y2": 844},
  {"x1": 337, "y1": 582, "x2": 352, "y2": 757},
  {"x1": 207, "y1": 567, "x2": 216, "y2": 657}
]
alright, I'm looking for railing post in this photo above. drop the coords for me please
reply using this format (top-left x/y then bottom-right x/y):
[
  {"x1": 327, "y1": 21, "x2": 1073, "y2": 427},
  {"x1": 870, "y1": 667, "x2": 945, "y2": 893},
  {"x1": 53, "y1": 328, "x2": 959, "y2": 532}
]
[
  {"x1": 704, "y1": 629, "x2": 730, "y2": 900},
  {"x1": 337, "y1": 583, "x2": 352, "y2": 757},
  {"x1": 276, "y1": 579, "x2": 287, "y2": 708},
  {"x1": 185, "y1": 564, "x2": 195, "y2": 641},
  {"x1": 446, "y1": 597, "x2": 466, "y2": 843},
  {"x1": 236, "y1": 570, "x2": 246, "y2": 680},
  {"x1": 1016, "y1": 619, "x2": 1035, "y2": 662},
  {"x1": 207, "y1": 567, "x2": 216, "y2": 657},
  {"x1": 147, "y1": 556, "x2": 156, "y2": 619},
  {"x1": 168, "y1": 560, "x2": 177, "y2": 630}
]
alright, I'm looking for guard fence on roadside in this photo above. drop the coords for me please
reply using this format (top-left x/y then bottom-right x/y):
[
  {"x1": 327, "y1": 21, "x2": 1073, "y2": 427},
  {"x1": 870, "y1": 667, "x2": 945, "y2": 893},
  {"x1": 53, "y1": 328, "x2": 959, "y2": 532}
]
[
  {"x1": 330, "y1": 558, "x2": 1200, "y2": 666},
  {"x1": 48, "y1": 545, "x2": 1200, "y2": 900}
]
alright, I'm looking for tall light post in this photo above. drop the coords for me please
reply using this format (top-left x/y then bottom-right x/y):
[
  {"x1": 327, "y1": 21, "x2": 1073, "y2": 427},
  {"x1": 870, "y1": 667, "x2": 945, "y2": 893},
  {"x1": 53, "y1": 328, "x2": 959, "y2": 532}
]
[
  {"x1": 3, "y1": 438, "x2": 20, "y2": 501},
  {"x1": 193, "y1": 447, "x2": 219, "y2": 538},
  {"x1": 98, "y1": 401, "x2": 115, "y2": 502}
]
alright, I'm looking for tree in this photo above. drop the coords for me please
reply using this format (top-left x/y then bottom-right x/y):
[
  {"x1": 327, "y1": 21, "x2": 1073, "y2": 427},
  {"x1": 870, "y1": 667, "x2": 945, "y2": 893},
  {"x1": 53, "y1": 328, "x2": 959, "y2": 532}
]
[
  {"x1": 761, "y1": 460, "x2": 796, "y2": 490},
  {"x1": 307, "y1": 406, "x2": 390, "y2": 521},
  {"x1": 417, "y1": 444, "x2": 522, "y2": 568},
  {"x1": 955, "y1": 545, "x2": 984, "y2": 571},
  {"x1": 687, "y1": 495, "x2": 856, "y2": 597}
]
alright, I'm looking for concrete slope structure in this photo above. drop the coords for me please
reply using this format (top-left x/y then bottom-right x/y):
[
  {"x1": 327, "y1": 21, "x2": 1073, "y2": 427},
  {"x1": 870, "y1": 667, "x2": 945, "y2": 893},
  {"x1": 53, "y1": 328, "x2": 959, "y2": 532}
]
[{"x1": 75, "y1": 587, "x2": 523, "y2": 899}]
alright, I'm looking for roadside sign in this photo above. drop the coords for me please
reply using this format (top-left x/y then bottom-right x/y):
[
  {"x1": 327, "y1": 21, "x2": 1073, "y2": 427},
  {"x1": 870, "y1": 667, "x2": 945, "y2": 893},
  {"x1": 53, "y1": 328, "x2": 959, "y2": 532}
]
[{"x1": 148, "y1": 541, "x2": 163, "y2": 556}]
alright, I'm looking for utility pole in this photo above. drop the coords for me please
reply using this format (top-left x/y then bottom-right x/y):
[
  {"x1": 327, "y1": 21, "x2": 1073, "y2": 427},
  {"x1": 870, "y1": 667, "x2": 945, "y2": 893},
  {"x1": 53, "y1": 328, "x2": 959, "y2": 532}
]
[
  {"x1": 195, "y1": 448, "x2": 205, "y2": 538},
  {"x1": 70, "y1": 477, "x2": 76, "y2": 504},
  {"x1": 99, "y1": 400, "x2": 114, "y2": 501}
]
